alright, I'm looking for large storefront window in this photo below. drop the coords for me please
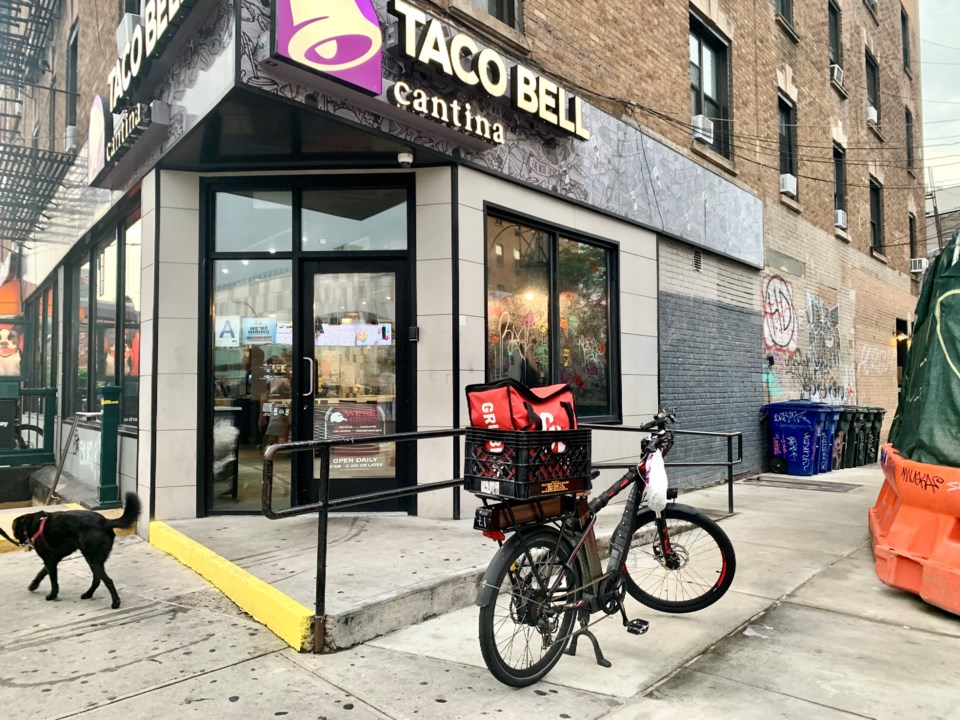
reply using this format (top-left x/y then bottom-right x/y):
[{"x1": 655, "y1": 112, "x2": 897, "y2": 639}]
[
  {"x1": 485, "y1": 215, "x2": 616, "y2": 419},
  {"x1": 66, "y1": 203, "x2": 141, "y2": 420},
  {"x1": 122, "y1": 213, "x2": 141, "y2": 424}
]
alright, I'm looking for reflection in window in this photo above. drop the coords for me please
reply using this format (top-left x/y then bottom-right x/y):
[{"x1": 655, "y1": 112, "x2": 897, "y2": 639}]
[
  {"x1": 42, "y1": 288, "x2": 55, "y2": 387},
  {"x1": 215, "y1": 190, "x2": 292, "y2": 253},
  {"x1": 122, "y1": 213, "x2": 141, "y2": 424},
  {"x1": 211, "y1": 259, "x2": 293, "y2": 512},
  {"x1": 71, "y1": 261, "x2": 90, "y2": 413},
  {"x1": 558, "y1": 238, "x2": 610, "y2": 414},
  {"x1": 301, "y1": 188, "x2": 407, "y2": 252},
  {"x1": 486, "y1": 216, "x2": 615, "y2": 418},
  {"x1": 95, "y1": 237, "x2": 118, "y2": 404}
]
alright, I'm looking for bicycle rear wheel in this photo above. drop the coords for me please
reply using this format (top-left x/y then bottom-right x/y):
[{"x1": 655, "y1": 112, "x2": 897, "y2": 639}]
[
  {"x1": 478, "y1": 528, "x2": 581, "y2": 687},
  {"x1": 623, "y1": 505, "x2": 735, "y2": 613}
]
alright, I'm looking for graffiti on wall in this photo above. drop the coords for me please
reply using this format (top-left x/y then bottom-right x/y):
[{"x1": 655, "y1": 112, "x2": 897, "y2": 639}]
[
  {"x1": 762, "y1": 276, "x2": 856, "y2": 404},
  {"x1": 761, "y1": 275, "x2": 798, "y2": 354},
  {"x1": 858, "y1": 343, "x2": 895, "y2": 376},
  {"x1": 806, "y1": 293, "x2": 842, "y2": 379}
]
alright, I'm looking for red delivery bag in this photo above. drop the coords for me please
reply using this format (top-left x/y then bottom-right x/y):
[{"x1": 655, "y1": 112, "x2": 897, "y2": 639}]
[{"x1": 466, "y1": 379, "x2": 577, "y2": 432}]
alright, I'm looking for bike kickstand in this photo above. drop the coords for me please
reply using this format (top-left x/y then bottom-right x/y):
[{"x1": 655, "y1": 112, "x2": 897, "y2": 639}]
[{"x1": 564, "y1": 617, "x2": 612, "y2": 669}]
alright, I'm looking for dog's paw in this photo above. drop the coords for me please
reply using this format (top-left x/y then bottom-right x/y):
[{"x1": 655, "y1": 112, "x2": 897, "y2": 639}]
[
  {"x1": 45, "y1": 593, "x2": 58, "y2": 601},
  {"x1": 111, "y1": 600, "x2": 121, "y2": 609},
  {"x1": 80, "y1": 591, "x2": 94, "y2": 600},
  {"x1": 28, "y1": 583, "x2": 39, "y2": 592}
]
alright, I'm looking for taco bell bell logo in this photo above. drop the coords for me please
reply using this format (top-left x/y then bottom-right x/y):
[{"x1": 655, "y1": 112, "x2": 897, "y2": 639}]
[{"x1": 276, "y1": 0, "x2": 383, "y2": 96}]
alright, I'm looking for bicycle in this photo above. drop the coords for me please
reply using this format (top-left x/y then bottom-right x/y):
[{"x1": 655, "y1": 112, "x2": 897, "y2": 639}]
[
  {"x1": 14, "y1": 419, "x2": 43, "y2": 450},
  {"x1": 469, "y1": 410, "x2": 736, "y2": 687}
]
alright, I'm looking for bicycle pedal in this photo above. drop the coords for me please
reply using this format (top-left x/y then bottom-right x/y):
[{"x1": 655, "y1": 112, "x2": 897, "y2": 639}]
[{"x1": 626, "y1": 619, "x2": 650, "y2": 635}]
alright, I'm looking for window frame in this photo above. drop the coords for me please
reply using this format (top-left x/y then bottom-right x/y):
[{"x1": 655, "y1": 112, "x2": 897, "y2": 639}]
[
  {"x1": 908, "y1": 213, "x2": 917, "y2": 259},
  {"x1": 869, "y1": 178, "x2": 884, "y2": 252},
  {"x1": 901, "y1": 7, "x2": 911, "y2": 72},
  {"x1": 778, "y1": 95, "x2": 798, "y2": 178},
  {"x1": 482, "y1": 206, "x2": 621, "y2": 423},
  {"x1": 865, "y1": 51, "x2": 881, "y2": 122},
  {"x1": 689, "y1": 13, "x2": 732, "y2": 158},
  {"x1": 905, "y1": 107, "x2": 915, "y2": 171},
  {"x1": 65, "y1": 24, "x2": 78, "y2": 128},
  {"x1": 63, "y1": 200, "x2": 142, "y2": 422},
  {"x1": 833, "y1": 144, "x2": 847, "y2": 213},
  {"x1": 828, "y1": 1, "x2": 843, "y2": 68},
  {"x1": 776, "y1": 0, "x2": 794, "y2": 25},
  {"x1": 471, "y1": 0, "x2": 523, "y2": 31}
]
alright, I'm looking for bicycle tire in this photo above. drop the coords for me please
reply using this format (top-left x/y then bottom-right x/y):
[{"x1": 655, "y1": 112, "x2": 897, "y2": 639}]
[
  {"x1": 623, "y1": 504, "x2": 735, "y2": 614},
  {"x1": 16, "y1": 424, "x2": 43, "y2": 450},
  {"x1": 478, "y1": 528, "x2": 582, "y2": 687}
]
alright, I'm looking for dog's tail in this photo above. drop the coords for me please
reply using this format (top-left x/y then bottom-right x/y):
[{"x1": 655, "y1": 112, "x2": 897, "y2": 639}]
[{"x1": 106, "y1": 492, "x2": 141, "y2": 530}]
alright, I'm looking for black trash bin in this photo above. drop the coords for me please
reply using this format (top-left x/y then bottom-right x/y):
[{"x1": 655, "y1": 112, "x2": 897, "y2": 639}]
[
  {"x1": 865, "y1": 407, "x2": 886, "y2": 463},
  {"x1": 855, "y1": 407, "x2": 876, "y2": 466},
  {"x1": 833, "y1": 406, "x2": 855, "y2": 469},
  {"x1": 844, "y1": 406, "x2": 865, "y2": 468}
]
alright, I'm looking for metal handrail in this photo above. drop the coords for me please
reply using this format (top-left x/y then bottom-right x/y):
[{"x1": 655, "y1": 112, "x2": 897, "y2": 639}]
[
  {"x1": 260, "y1": 421, "x2": 743, "y2": 653},
  {"x1": 582, "y1": 425, "x2": 744, "y2": 514}
]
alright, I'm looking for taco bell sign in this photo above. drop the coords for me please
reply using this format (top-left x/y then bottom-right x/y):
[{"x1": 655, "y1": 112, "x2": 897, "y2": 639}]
[{"x1": 275, "y1": 0, "x2": 383, "y2": 96}]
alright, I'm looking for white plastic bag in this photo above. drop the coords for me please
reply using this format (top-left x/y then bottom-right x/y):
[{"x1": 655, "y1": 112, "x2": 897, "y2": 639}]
[{"x1": 645, "y1": 449, "x2": 669, "y2": 514}]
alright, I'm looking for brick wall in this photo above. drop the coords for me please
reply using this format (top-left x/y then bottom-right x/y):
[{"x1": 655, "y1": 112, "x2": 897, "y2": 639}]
[{"x1": 658, "y1": 238, "x2": 766, "y2": 486}]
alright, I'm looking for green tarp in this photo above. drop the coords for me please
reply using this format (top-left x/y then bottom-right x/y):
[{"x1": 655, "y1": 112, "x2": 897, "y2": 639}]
[{"x1": 889, "y1": 231, "x2": 960, "y2": 468}]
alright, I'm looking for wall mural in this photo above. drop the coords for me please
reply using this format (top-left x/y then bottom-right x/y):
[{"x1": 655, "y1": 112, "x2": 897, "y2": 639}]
[
  {"x1": 237, "y1": 0, "x2": 764, "y2": 268},
  {"x1": 761, "y1": 275, "x2": 856, "y2": 404}
]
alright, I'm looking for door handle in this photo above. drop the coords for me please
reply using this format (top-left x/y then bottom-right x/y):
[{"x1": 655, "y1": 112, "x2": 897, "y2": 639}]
[{"x1": 302, "y1": 356, "x2": 315, "y2": 397}]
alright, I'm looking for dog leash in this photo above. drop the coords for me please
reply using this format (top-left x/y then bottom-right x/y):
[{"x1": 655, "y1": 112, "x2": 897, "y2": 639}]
[{"x1": 0, "y1": 513, "x2": 49, "y2": 550}]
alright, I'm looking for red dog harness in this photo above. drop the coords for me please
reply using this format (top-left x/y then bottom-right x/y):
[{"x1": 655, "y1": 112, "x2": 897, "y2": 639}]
[{"x1": 29, "y1": 516, "x2": 50, "y2": 552}]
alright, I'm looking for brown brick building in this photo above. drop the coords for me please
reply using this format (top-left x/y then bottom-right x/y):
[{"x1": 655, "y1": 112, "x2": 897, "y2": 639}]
[{"x1": 0, "y1": 0, "x2": 923, "y2": 519}]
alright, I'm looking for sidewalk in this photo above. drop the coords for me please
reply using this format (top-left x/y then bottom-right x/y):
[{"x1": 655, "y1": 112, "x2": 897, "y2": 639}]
[{"x1": 2, "y1": 465, "x2": 959, "y2": 719}]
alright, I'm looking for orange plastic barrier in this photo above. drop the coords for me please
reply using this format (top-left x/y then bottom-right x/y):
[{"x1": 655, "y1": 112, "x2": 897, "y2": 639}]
[{"x1": 869, "y1": 444, "x2": 960, "y2": 615}]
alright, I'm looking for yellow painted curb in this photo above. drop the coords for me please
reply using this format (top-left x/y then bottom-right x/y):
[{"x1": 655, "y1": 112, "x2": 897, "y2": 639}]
[{"x1": 149, "y1": 521, "x2": 314, "y2": 651}]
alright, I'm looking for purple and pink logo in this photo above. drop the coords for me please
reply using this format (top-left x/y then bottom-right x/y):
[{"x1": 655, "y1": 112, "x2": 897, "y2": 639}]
[{"x1": 276, "y1": 0, "x2": 383, "y2": 96}]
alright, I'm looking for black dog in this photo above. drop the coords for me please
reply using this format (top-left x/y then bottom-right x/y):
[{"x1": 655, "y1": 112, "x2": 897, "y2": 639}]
[{"x1": 0, "y1": 492, "x2": 141, "y2": 609}]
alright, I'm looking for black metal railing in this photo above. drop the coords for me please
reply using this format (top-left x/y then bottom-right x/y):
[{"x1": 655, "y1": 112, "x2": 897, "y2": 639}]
[
  {"x1": 581, "y1": 425, "x2": 743, "y2": 515},
  {"x1": 0, "y1": 386, "x2": 56, "y2": 466},
  {"x1": 261, "y1": 423, "x2": 742, "y2": 652}
]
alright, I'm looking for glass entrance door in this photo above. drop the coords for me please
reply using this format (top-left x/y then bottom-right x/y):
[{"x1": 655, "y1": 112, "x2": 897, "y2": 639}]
[{"x1": 296, "y1": 262, "x2": 410, "y2": 511}]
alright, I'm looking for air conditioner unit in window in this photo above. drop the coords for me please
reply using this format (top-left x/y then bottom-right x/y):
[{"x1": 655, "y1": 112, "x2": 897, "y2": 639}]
[
  {"x1": 830, "y1": 64, "x2": 844, "y2": 86},
  {"x1": 779, "y1": 173, "x2": 798, "y2": 197},
  {"x1": 867, "y1": 105, "x2": 878, "y2": 124},
  {"x1": 834, "y1": 209, "x2": 847, "y2": 229},
  {"x1": 115, "y1": 13, "x2": 142, "y2": 57},
  {"x1": 910, "y1": 257, "x2": 929, "y2": 274},
  {"x1": 692, "y1": 114, "x2": 714, "y2": 144},
  {"x1": 64, "y1": 124, "x2": 77, "y2": 154}
]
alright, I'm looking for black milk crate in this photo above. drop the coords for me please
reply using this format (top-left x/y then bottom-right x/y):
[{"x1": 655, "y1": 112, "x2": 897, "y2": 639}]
[{"x1": 464, "y1": 428, "x2": 592, "y2": 500}]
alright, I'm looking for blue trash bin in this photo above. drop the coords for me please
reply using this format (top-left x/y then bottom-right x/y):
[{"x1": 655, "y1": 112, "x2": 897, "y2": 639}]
[
  {"x1": 817, "y1": 405, "x2": 842, "y2": 473},
  {"x1": 762, "y1": 401, "x2": 827, "y2": 476}
]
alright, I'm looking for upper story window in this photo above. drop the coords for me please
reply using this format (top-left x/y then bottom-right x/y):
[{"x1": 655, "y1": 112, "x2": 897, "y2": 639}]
[
  {"x1": 828, "y1": 2, "x2": 843, "y2": 69},
  {"x1": 776, "y1": 0, "x2": 794, "y2": 25},
  {"x1": 865, "y1": 51, "x2": 880, "y2": 123},
  {"x1": 470, "y1": 0, "x2": 522, "y2": 30},
  {"x1": 778, "y1": 96, "x2": 797, "y2": 178},
  {"x1": 689, "y1": 14, "x2": 731, "y2": 158},
  {"x1": 869, "y1": 178, "x2": 884, "y2": 252},
  {"x1": 833, "y1": 145, "x2": 847, "y2": 213},
  {"x1": 908, "y1": 213, "x2": 917, "y2": 259},
  {"x1": 901, "y1": 7, "x2": 911, "y2": 71},
  {"x1": 905, "y1": 107, "x2": 915, "y2": 171},
  {"x1": 66, "y1": 25, "x2": 78, "y2": 128},
  {"x1": 120, "y1": 0, "x2": 140, "y2": 13}
]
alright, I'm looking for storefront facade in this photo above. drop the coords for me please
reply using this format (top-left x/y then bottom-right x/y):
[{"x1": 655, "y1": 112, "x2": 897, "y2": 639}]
[{"x1": 20, "y1": 0, "x2": 762, "y2": 525}]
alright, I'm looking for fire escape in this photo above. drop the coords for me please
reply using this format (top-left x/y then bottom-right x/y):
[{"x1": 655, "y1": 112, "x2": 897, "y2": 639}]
[{"x1": 0, "y1": 0, "x2": 77, "y2": 251}]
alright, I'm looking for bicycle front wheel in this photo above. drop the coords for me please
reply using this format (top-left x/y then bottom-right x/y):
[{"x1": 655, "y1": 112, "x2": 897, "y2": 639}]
[
  {"x1": 624, "y1": 505, "x2": 735, "y2": 613},
  {"x1": 478, "y1": 528, "x2": 582, "y2": 687},
  {"x1": 16, "y1": 424, "x2": 43, "y2": 450}
]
